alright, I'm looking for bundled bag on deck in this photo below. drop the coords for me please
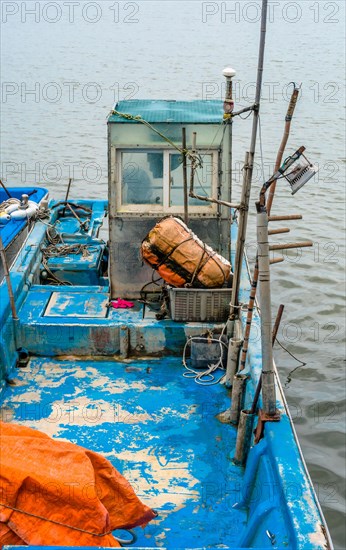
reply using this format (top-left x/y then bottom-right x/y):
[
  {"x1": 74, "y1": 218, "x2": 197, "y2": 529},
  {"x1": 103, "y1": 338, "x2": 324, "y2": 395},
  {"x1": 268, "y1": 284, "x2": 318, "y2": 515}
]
[{"x1": 141, "y1": 216, "x2": 232, "y2": 288}]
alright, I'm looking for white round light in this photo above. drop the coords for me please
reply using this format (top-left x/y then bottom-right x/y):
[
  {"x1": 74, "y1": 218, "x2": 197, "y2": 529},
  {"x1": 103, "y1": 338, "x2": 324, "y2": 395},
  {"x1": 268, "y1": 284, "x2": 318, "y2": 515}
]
[{"x1": 222, "y1": 67, "x2": 236, "y2": 78}]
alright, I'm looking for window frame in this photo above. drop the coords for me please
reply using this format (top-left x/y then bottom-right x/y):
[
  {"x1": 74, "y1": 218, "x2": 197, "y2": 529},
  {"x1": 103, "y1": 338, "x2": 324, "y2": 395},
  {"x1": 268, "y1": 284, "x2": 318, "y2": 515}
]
[{"x1": 115, "y1": 147, "x2": 219, "y2": 215}]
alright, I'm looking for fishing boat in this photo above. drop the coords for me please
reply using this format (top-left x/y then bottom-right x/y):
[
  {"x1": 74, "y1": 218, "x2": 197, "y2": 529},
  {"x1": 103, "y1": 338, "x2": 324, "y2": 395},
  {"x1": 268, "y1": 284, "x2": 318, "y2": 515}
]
[
  {"x1": 0, "y1": 186, "x2": 48, "y2": 282},
  {"x1": 0, "y1": 0, "x2": 334, "y2": 548}
]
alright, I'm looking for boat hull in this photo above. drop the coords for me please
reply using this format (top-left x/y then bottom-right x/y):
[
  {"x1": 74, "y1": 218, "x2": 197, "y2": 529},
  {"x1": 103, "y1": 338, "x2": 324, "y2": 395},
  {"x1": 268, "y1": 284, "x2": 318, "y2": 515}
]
[{"x1": 0, "y1": 198, "x2": 332, "y2": 549}]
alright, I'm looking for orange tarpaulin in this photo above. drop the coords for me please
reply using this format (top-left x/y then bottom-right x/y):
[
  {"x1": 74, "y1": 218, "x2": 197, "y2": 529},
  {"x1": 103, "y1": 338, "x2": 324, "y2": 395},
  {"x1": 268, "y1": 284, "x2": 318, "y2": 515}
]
[{"x1": 0, "y1": 422, "x2": 156, "y2": 547}]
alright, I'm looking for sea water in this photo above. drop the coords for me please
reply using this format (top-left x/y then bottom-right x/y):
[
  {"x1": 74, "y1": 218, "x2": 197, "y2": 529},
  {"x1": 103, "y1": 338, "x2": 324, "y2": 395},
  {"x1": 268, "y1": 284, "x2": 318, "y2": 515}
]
[{"x1": 1, "y1": 1, "x2": 345, "y2": 546}]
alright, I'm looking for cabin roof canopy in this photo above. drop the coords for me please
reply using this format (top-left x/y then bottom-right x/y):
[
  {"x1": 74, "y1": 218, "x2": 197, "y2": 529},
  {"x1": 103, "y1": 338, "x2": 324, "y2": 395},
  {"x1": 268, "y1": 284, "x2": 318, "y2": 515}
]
[{"x1": 108, "y1": 100, "x2": 224, "y2": 124}]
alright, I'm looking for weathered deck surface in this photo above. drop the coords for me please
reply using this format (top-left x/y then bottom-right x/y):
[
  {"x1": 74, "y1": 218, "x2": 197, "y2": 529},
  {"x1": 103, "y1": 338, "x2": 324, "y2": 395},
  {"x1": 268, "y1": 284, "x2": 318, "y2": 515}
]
[{"x1": 0, "y1": 357, "x2": 247, "y2": 548}]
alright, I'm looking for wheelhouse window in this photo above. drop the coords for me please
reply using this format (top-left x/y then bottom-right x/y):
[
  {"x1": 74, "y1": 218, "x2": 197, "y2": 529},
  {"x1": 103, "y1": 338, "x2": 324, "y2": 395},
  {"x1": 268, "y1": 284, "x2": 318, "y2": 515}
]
[
  {"x1": 121, "y1": 151, "x2": 163, "y2": 206},
  {"x1": 117, "y1": 149, "x2": 218, "y2": 214},
  {"x1": 169, "y1": 153, "x2": 214, "y2": 207}
]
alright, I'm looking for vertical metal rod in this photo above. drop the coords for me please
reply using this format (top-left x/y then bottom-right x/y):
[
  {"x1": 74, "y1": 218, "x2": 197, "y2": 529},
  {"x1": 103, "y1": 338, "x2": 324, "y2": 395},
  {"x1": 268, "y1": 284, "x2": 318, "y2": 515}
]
[
  {"x1": 182, "y1": 128, "x2": 188, "y2": 225},
  {"x1": 224, "y1": 337, "x2": 243, "y2": 388},
  {"x1": 228, "y1": 121, "x2": 233, "y2": 204},
  {"x1": 229, "y1": 0, "x2": 268, "y2": 318},
  {"x1": 0, "y1": 235, "x2": 18, "y2": 320},
  {"x1": 63, "y1": 177, "x2": 72, "y2": 217},
  {"x1": 272, "y1": 304, "x2": 285, "y2": 345},
  {"x1": 189, "y1": 132, "x2": 197, "y2": 195},
  {"x1": 239, "y1": 261, "x2": 259, "y2": 370},
  {"x1": 0, "y1": 179, "x2": 12, "y2": 199},
  {"x1": 234, "y1": 409, "x2": 255, "y2": 465},
  {"x1": 249, "y1": 0, "x2": 268, "y2": 155},
  {"x1": 222, "y1": 68, "x2": 236, "y2": 203},
  {"x1": 229, "y1": 374, "x2": 247, "y2": 425},
  {"x1": 229, "y1": 151, "x2": 250, "y2": 318},
  {"x1": 257, "y1": 210, "x2": 276, "y2": 415}
]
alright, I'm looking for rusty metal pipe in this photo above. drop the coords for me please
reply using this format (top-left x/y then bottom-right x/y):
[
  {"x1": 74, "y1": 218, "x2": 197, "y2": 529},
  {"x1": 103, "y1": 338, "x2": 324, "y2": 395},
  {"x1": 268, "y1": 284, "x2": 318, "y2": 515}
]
[
  {"x1": 268, "y1": 227, "x2": 290, "y2": 235},
  {"x1": 268, "y1": 214, "x2": 302, "y2": 221},
  {"x1": 269, "y1": 241, "x2": 313, "y2": 251},
  {"x1": 270, "y1": 257, "x2": 284, "y2": 265},
  {"x1": 0, "y1": 179, "x2": 12, "y2": 199},
  {"x1": 229, "y1": 374, "x2": 248, "y2": 425},
  {"x1": 62, "y1": 177, "x2": 72, "y2": 217},
  {"x1": 224, "y1": 337, "x2": 243, "y2": 388},
  {"x1": 234, "y1": 409, "x2": 255, "y2": 465}
]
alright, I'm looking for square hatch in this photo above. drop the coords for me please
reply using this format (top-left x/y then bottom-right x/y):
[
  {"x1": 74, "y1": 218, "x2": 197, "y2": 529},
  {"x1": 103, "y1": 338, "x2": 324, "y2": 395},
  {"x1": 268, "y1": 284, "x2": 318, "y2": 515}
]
[{"x1": 44, "y1": 292, "x2": 108, "y2": 318}]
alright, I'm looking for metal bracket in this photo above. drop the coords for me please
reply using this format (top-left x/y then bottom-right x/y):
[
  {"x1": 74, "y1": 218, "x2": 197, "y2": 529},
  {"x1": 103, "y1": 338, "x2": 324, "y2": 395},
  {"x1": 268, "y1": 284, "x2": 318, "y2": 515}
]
[
  {"x1": 237, "y1": 202, "x2": 248, "y2": 212},
  {"x1": 254, "y1": 408, "x2": 281, "y2": 444}
]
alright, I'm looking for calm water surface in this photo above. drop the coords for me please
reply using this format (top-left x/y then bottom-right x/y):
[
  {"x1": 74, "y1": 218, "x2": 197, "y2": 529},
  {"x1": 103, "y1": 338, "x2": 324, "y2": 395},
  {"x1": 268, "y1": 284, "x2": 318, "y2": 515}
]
[{"x1": 1, "y1": 1, "x2": 345, "y2": 547}]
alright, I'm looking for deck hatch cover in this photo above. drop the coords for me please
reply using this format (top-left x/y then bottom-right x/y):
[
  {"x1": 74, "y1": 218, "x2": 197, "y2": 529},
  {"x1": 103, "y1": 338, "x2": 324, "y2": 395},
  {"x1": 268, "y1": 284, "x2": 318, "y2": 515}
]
[{"x1": 44, "y1": 292, "x2": 108, "y2": 318}]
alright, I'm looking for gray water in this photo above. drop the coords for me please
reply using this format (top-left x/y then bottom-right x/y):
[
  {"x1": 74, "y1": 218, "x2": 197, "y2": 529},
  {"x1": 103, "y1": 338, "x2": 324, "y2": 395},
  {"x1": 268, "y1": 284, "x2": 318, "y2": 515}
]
[{"x1": 1, "y1": 0, "x2": 345, "y2": 546}]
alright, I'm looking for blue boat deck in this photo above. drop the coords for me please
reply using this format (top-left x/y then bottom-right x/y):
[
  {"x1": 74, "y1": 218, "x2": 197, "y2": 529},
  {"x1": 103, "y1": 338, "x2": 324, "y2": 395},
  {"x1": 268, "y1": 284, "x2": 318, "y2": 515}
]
[
  {"x1": 1, "y1": 356, "x2": 247, "y2": 548},
  {"x1": 13, "y1": 285, "x2": 222, "y2": 361},
  {"x1": 0, "y1": 200, "x2": 331, "y2": 549}
]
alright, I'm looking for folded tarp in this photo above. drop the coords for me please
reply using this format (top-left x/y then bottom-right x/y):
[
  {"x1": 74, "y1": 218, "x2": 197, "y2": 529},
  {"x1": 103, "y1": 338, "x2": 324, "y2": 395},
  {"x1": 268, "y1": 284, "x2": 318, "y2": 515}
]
[{"x1": 0, "y1": 422, "x2": 156, "y2": 547}]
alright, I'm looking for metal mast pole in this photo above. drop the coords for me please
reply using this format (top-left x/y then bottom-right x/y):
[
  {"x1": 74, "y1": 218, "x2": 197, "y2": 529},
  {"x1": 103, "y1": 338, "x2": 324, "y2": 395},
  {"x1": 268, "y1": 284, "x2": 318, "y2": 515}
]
[
  {"x1": 229, "y1": 0, "x2": 268, "y2": 319},
  {"x1": 222, "y1": 67, "x2": 236, "y2": 204}
]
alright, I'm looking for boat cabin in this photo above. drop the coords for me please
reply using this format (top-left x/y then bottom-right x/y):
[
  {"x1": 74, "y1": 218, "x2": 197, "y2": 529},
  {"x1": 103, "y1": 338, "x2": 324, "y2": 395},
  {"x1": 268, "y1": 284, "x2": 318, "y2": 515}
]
[{"x1": 107, "y1": 99, "x2": 231, "y2": 297}]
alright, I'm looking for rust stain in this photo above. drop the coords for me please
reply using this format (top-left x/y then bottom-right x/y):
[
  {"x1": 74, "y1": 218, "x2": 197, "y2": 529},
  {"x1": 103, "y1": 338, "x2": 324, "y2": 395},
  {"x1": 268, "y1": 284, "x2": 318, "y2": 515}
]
[
  {"x1": 0, "y1": 405, "x2": 14, "y2": 423},
  {"x1": 125, "y1": 366, "x2": 142, "y2": 372}
]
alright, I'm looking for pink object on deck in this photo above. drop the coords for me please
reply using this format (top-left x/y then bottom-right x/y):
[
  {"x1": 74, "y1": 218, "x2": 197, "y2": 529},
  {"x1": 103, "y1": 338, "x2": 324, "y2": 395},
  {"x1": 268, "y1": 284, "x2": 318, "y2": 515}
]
[{"x1": 110, "y1": 299, "x2": 134, "y2": 309}]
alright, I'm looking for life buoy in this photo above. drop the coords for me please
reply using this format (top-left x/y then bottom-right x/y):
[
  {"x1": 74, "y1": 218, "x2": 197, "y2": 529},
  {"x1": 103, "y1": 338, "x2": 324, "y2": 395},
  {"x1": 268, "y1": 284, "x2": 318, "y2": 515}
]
[
  {"x1": 2, "y1": 199, "x2": 21, "y2": 214},
  {"x1": 10, "y1": 201, "x2": 39, "y2": 220}
]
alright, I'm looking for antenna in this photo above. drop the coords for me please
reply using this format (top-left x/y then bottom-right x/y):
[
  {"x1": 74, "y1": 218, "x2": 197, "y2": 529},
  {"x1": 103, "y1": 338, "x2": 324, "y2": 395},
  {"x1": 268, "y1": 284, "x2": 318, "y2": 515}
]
[{"x1": 222, "y1": 66, "x2": 236, "y2": 114}]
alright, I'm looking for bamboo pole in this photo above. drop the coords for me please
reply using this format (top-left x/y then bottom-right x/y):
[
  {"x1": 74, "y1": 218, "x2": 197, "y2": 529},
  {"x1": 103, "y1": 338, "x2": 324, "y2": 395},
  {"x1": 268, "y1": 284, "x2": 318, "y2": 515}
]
[
  {"x1": 238, "y1": 86, "x2": 300, "y2": 372},
  {"x1": 266, "y1": 86, "x2": 299, "y2": 213}
]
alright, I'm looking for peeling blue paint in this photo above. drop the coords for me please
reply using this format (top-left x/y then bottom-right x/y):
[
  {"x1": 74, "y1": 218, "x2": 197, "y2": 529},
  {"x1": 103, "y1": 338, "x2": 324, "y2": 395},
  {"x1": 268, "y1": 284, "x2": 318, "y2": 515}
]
[{"x1": 0, "y1": 202, "x2": 331, "y2": 549}]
